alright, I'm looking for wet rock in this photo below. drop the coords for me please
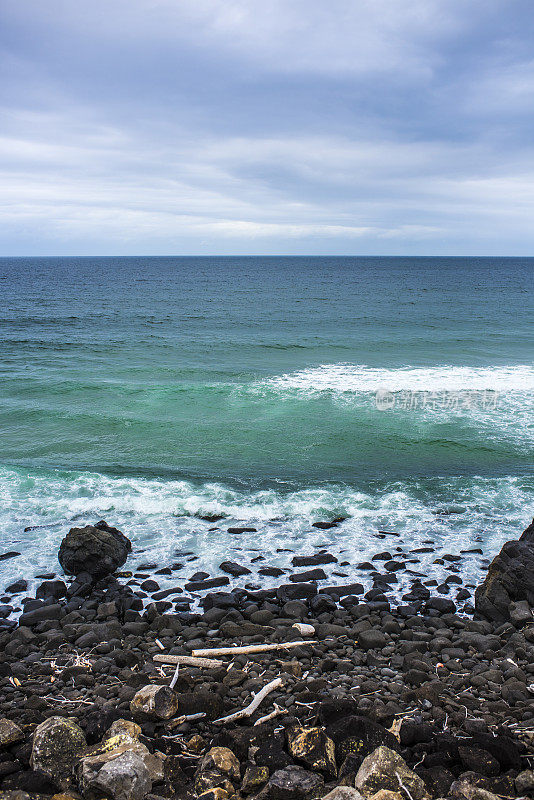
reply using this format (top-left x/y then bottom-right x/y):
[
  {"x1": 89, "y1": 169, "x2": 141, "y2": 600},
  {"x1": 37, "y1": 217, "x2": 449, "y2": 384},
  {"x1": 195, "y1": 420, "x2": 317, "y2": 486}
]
[
  {"x1": 30, "y1": 716, "x2": 87, "y2": 790},
  {"x1": 78, "y1": 748, "x2": 151, "y2": 800},
  {"x1": 268, "y1": 765, "x2": 324, "y2": 800},
  {"x1": 475, "y1": 521, "x2": 534, "y2": 622},
  {"x1": 5, "y1": 579, "x2": 27, "y2": 593},
  {"x1": 219, "y1": 561, "x2": 252, "y2": 577},
  {"x1": 0, "y1": 718, "x2": 24, "y2": 748},
  {"x1": 259, "y1": 567, "x2": 285, "y2": 577},
  {"x1": 58, "y1": 520, "x2": 131, "y2": 578},
  {"x1": 18, "y1": 603, "x2": 62, "y2": 627},
  {"x1": 354, "y1": 746, "x2": 429, "y2": 799},
  {"x1": 130, "y1": 684, "x2": 179, "y2": 721},
  {"x1": 227, "y1": 527, "x2": 257, "y2": 534},
  {"x1": 0, "y1": 552, "x2": 21, "y2": 561},
  {"x1": 292, "y1": 554, "x2": 337, "y2": 567},
  {"x1": 509, "y1": 599, "x2": 533, "y2": 627},
  {"x1": 185, "y1": 577, "x2": 230, "y2": 591},
  {"x1": 289, "y1": 569, "x2": 327, "y2": 583},
  {"x1": 426, "y1": 597, "x2": 456, "y2": 614},
  {"x1": 200, "y1": 747, "x2": 240, "y2": 782},
  {"x1": 286, "y1": 726, "x2": 336, "y2": 776},
  {"x1": 276, "y1": 584, "x2": 317, "y2": 602}
]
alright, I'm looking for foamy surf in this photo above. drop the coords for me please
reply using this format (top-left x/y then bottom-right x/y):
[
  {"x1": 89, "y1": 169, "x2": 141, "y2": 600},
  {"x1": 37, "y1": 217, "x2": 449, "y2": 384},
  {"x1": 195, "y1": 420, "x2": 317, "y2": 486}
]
[
  {"x1": 1, "y1": 465, "x2": 533, "y2": 602},
  {"x1": 256, "y1": 364, "x2": 534, "y2": 394}
]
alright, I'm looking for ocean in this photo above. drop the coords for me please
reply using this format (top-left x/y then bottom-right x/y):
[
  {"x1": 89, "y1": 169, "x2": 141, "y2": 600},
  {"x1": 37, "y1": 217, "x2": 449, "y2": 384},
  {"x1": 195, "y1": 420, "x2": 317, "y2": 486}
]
[{"x1": 1, "y1": 256, "x2": 533, "y2": 596}]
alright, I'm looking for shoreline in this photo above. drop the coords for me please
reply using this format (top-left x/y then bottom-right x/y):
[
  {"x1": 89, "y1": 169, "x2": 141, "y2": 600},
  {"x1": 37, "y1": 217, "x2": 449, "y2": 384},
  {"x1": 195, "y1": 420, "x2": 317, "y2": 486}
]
[{"x1": 0, "y1": 522, "x2": 533, "y2": 798}]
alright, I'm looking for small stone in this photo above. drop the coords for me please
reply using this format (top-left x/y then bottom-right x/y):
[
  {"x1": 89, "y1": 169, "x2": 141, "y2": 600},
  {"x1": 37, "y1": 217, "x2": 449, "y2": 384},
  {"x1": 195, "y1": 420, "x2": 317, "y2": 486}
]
[
  {"x1": 200, "y1": 747, "x2": 241, "y2": 782},
  {"x1": 286, "y1": 726, "x2": 337, "y2": 776},
  {"x1": 268, "y1": 765, "x2": 324, "y2": 800},
  {"x1": 130, "y1": 684, "x2": 179, "y2": 721},
  {"x1": 0, "y1": 718, "x2": 24, "y2": 748},
  {"x1": 515, "y1": 770, "x2": 534, "y2": 794},
  {"x1": 354, "y1": 746, "x2": 429, "y2": 800},
  {"x1": 322, "y1": 789, "x2": 365, "y2": 800},
  {"x1": 357, "y1": 630, "x2": 387, "y2": 650},
  {"x1": 219, "y1": 561, "x2": 252, "y2": 576},
  {"x1": 195, "y1": 769, "x2": 236, "y2": 796},
  {"x1": 30, "y1": 716, "x2": 87, "y2": 790},
  {"x1": 242, "y1": 765, "x2": 270, "y2": 794},
  {"x1": 78, "y1": 749, "x2": 151, "y2": 800}
]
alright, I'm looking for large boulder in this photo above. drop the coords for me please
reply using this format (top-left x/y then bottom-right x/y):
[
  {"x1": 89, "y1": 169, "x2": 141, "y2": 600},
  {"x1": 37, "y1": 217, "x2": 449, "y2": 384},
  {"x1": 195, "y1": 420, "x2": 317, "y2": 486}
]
[
  {"x1": 58, "y1": 520, "x2": 131, "y2": 578},
  {"x1": 30, "y1": 716, "x2": 87, "y2": 790},
  {"x1": 475, "y1": 519, "x2": 534, "y2": 624},
  {"x1": 354, "y1": 746, "x2": 429, "y2": 799}
]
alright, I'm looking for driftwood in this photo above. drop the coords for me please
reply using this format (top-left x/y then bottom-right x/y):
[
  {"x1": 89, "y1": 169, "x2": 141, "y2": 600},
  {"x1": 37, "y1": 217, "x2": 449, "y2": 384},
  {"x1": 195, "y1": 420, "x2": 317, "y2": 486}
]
[
  {"x1": 192, "y1": 640, "x2": 315, "y2": 658},
  {"x1": 153, "y1": 654, "x2": 224, "y2": 669},
  {"x1": 254, "y1": 703, "x2": 287, "y2": 726},
  {"x1": 213, "y1": 677, "x2": 283, "y2": 724}
]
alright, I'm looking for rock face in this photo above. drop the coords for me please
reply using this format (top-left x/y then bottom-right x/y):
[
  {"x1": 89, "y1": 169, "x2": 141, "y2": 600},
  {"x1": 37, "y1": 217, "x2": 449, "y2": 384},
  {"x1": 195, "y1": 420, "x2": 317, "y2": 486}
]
[
  {"x1": 475, "y1": 518, "x2": 534, "y2": 623},
  {"x1": 354, "y1": 746, "x2": 429, "y2": 799},
  {"x1": 30, "y1": 716, "x2": 87, "y2": 790},
  {"x1": 58, "y1": 520, "x2": 131, "y2": 578}
]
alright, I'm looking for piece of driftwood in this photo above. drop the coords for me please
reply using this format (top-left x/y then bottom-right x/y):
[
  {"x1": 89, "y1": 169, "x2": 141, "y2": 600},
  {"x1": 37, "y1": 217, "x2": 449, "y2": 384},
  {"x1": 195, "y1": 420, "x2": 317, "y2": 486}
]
[
  {"x1": 153, "y1": 654, "x2": 224, "y2": 669},
  {"x1": 292, "y1": 622, "x2": 315, "y2": 636},
  {"x1": 169, "y1": 662, "x2": 180, "y2": 690},
  {"x1": 254, "y1": 703, "x2": 287, "y2": 726},
  {"x1": 192, "y1": 640, "x2": 315, "y2": 658},
  {"x1": 213, "y1": 677, "x2": 283, "y2": 724}
]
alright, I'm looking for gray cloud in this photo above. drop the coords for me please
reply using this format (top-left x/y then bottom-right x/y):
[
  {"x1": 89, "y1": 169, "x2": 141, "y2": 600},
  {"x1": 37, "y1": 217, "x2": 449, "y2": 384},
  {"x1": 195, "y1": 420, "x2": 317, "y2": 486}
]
[{"x1": 1, "y1": 0, "x2": 534, "y2": 254}]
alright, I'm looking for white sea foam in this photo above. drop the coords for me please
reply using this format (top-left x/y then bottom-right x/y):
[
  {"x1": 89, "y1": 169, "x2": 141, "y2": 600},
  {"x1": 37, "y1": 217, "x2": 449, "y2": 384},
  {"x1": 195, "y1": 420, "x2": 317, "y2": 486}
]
[
  {"x1": 0, "y1": 466, "x2": 533, "y2": 604},
  {"x1": 257, "y1": 364, "x2": 534, "y2": 394}
]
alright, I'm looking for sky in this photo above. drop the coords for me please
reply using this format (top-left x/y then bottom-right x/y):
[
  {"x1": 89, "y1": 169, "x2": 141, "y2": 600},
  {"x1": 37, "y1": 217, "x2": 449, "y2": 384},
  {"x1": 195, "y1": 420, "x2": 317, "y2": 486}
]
[{"x1": 1, "y1": 0, "x2": 534, "y2": 256}]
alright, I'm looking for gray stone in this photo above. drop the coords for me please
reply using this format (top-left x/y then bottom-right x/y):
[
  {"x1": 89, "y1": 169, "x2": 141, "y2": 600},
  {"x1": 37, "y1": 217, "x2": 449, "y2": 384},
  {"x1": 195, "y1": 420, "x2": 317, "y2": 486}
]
[
  {"x1": 268, "y1": 765, "x2": 324, "y2": 800},
  {"x1": 0, "y1": 718, "x2": 24, "y2": 749},
  {"x1": 354, "y1": 746, "x2": 429, "y2": 799},
  {"x1": 78, "y1": 748, "x2": 151, "y2": 800}
]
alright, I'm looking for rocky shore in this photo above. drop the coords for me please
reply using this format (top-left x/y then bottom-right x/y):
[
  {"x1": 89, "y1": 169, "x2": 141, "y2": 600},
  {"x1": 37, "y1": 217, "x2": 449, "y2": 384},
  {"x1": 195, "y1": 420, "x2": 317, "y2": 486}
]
[{"x1": 0, "y1": 519, "x2": 533, "y2": 800}]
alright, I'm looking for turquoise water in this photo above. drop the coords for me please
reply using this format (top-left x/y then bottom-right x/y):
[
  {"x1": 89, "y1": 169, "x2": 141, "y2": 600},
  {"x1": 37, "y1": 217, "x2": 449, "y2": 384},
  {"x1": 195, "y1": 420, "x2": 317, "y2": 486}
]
[{"x1": 1, "y1": 256, "x2": 533, "y2": 592}]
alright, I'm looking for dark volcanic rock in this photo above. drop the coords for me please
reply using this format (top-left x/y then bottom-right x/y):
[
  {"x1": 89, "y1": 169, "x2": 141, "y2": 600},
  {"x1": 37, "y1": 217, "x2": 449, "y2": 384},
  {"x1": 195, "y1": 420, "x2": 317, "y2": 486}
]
[
  {"x1": 58, "y1": 520, "x2": 131, "y2": 578},
  {"x1": 219, "y1": 560, "x2": 252, "y2": 576},
  {"x1": 475, "y1": 519, "x2": 534, "y2": 623},
  {"x1": 292, "y1": 554, "x2": 337, "y2": 567}
]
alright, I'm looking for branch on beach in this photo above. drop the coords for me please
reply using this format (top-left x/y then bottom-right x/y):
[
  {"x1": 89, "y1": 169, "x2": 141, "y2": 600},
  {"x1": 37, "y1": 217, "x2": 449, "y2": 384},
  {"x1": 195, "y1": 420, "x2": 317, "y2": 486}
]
[
  {"x1": 191, "y1": 640, "x2": 315, "y2": 658},
  {"x1": 213, "y1": 677, "x2": 283, "y2": 724},
  {"x1": 153, "y1": 654, "x2": 225, "y2": 669}
]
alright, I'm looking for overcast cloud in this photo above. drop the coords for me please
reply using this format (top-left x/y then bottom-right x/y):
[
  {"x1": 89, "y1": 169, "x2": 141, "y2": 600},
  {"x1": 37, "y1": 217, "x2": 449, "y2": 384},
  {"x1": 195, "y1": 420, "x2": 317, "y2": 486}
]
[{"x1": 1, "y1": 0, "x2": 534, "y2": 255}]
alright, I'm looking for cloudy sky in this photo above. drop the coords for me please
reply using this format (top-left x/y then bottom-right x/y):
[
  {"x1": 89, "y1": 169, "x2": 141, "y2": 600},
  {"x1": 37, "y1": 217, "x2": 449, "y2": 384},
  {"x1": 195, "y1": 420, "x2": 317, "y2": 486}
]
[{"x1": 1, "y1": 0, "x2": 534, "y2": 255}]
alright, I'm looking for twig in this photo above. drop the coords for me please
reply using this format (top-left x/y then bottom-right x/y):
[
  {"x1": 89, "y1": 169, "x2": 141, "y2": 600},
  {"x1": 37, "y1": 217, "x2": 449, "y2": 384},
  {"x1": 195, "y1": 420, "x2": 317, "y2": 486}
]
[
  {"x1": 395, "y1": 771, "x2": 415, "y2": 800},
  {"x1": 213, "y1": 678, "x2": 283, "y2": 724},
  {"x1": 192, "y1": 641, "x2": 315, "y2": 658}
]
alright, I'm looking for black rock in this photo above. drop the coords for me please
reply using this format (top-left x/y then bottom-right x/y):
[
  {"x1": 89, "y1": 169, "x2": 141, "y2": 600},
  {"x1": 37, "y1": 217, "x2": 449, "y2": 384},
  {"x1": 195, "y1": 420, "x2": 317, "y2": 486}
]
[
  {"x1": 426, "y1": 596, "x2": 456, "y2": 614},
  {"x1": 185, "y1": 576, "x2": 230, "y2": 591},
  {"x1": 0, "y1": 552, "x2": 21, "y2": 561},
  {"x1": 219, "y1": 561, "x2": 252, "y2": 577},
  {"x1": 289, "y1": 569, "x2": 327, "y2": 583},
  {"x1": 58, "y1": 520, "x2": 131, "y2": 578},
  {"x1": 277, "y1": 583, "x2": 318, "y2": 602},
  {"x1": 292, "y1": 553, "x2": 337, "y2": 567},
  {"x1": 312, "y1": 521, "x2": 338, "y2": 529},
  {"x1": 227, "y1": 526, "x2": 257, "y2": 534},
  {"x1": 259, "y1": 567, "x2": 285, "y2": 577},
  {"x1": 475, "y1": 524, "x2": 534, "y2": 622},
  {"x1": 325, "y1": 714, "x2": 400, "y2": 763},
  {"x1": 36, "y1": 579, "x2": 67, "y2": 600},
  {"x1": 5, "y1": 579, "x2": 27, "y2": 593}
]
